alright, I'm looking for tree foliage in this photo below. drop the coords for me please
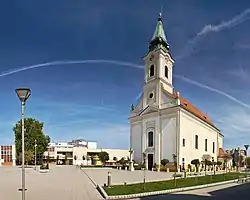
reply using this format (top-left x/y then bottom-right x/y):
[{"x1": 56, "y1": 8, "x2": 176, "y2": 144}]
[
  {"x1": 161, "y1": 159, "x2": 169, "y2": 166},
  {"x1": 17, "y1": 150, "x2": 34, "y2": 165},
  {"x1": 246, "y1": 157, "x2": 250, "y2": 166},
  {"x1": 14, "y1": 118, "x2": 50, "y2": 164},
  {"x1": 191, "y1": 159, "x2": 200, "y2": 172},
  {"x1": 98, "y1": 151, "x2": 109, "y2": 163}
]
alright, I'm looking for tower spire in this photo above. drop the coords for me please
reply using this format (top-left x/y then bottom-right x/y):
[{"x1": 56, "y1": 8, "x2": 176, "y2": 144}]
[{"x1": 149, "y1": 12, "x2": 169, "y2": 52}]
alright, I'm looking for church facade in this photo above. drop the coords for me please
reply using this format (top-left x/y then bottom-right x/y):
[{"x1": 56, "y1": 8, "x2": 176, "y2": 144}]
[{"x1": 129, "y1": 13, "x2": 223, "y2": 171}]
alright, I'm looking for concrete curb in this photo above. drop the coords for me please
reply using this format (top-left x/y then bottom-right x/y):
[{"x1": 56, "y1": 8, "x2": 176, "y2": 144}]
[
  {"x1": 97, "y1": 184, "x2": 109, "y2": 199},
  {"x1": 106, "y1": 179, "x2": 239, "y2": 199},
  {"x1": 79, "y1": 168, "x2": 97, "y2": 186}
]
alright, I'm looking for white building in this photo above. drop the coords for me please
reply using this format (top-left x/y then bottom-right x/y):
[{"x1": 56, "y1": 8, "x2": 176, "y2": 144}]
[
  {"x1": 0, "y1": 145, "x2": 16, "y2": 166},
  {"x1": 44, "y1": 139, "x2": 130, "y2": 165},
  {"x1": 130, "y1": 13, "x2": 224, "y2": 171}
]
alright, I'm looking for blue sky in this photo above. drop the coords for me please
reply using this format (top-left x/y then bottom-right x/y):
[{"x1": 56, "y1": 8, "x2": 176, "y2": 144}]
[{"x1": 1, "y1": 0, "x2": 250, "y2": 150}]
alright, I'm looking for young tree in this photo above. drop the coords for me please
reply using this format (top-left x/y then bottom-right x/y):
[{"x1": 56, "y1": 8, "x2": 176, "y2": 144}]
[
  {"x1": 172, "y1": 154, "x2": 177, "y2": 187},
  {"x1": 98, "y1": 151, "x2": 109, "y2": 164},
  {"x1": 191, "y1": 159, "x2": 200, "y2": 172},
  {"x1": 202, "y1": 154, "x2": 212, "y2": 175},
  {"x1": 246, "y1": 157, "x2": 250, "y2": 166},
  {"x1": 14, "y1": 118, "x2": 50, "y2": 164},
  {"x1": 224, "y1": 153, "x2": 232, "y2": 173}
]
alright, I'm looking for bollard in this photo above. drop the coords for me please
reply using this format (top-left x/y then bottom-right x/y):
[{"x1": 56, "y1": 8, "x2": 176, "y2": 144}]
[{"x1": 107, "y1": 171, "x2": 111, "y2": 187}]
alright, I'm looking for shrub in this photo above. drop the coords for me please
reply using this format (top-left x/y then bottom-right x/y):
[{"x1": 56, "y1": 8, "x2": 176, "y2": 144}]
[
  {"x1": 134, "y1": 163, "x2": 144, "y2": 170},
  {"x1": 40, "y1": 163, "x2": 49, "y2": 170},
  {"x1": 217, "y1": 161, "x2": 222, "y2": 166},
  {"x1": 161, "y1": 159, "x2": 169, "y2": 166},
  {"x1": 191, "y1": 159, "x2": 200, "y2": 172}
]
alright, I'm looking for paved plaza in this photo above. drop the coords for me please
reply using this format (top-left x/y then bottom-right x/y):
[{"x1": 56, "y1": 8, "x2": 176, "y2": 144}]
[
  {"x1": 82, "y1": 168, "x2": 177, "y2": 185},
  {"x1": 0, "y1": 165, "x2": 103, "y2": 200},
  {"x1": 81, "y1": 168, "x2": 224, "y2": 186},
  {"x1": 0, "y1": 166, "x2": 232, "y2": 200}
]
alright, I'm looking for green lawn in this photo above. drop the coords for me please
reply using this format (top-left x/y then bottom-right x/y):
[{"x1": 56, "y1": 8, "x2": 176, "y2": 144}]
[{"x1": 104, "y1": 173, "x2": 242, "y2": 196}]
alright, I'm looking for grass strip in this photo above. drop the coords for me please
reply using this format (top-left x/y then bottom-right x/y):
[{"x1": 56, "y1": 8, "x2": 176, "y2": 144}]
[{"x1": 104, "y1": 172, "x2": 242, "y2": 196}]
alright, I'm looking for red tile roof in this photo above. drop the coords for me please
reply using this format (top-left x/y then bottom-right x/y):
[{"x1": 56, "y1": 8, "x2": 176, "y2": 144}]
[
  {"x1": 163, "y1": 89, "x2": 219, "y2": 131},
  {"x1": 218, "y1": 148, "x2": 227, "y2": 158}
]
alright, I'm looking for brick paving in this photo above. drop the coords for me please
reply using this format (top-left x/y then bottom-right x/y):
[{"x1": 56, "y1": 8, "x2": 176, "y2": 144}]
[{"x1": 0, "y1": 165, "x2": 103, "y2": 200}]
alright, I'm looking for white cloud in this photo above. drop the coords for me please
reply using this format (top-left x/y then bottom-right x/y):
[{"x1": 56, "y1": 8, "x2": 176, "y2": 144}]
[
  {"x1": 176, "y1": 8, "x2": 250, "y2": 60},
  {"x1": 197, "y1": 8, "x2": 250, "y2": 36},
  {"x1": 213, "y1": 105, "x2": 250, "y2": 148}
]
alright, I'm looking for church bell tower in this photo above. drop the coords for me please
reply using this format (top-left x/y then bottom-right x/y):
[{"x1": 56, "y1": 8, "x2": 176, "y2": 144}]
[{"x1": 142, "y1": 13, "x2": 175, "y2": 109}]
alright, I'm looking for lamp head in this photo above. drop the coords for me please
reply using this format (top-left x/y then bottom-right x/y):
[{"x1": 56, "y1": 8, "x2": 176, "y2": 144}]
[{"x1": 15, "y1": 88, "x2": 31, "y2": 103}]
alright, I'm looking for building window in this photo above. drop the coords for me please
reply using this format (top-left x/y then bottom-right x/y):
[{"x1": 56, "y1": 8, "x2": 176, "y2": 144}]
[
  {"x1": 195, "y1": 135, "x2": 198, "y2": 149},
  {"x1": 205, "y1": 139, "x2": 208, "y2": 151},
  {"x1": 149, "y1": 65, "x2": 155, "y2": 77},
  {"x1": 213, "y1": 142, "x2": 215, "y2": 153},
  {"x1": 149, "y1": 92, "x2": 154, "y2": 99},
  {"x1": 148, "y1": 131, "x2": 154, "y2": 147},
  {"x1": 165, "y1": 66, "x2": 168, "y2": 78},
  {"x1": 182, "y1": 138, "x2": 185, "y2": 147}
]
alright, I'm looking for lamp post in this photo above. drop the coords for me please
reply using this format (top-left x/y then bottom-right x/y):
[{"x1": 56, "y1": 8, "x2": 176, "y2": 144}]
[
  {"x1": 15, "y1": 88, "x2": 31, "y2": 200},
  {"x1": 212, "y1": 157, "x2": 216, "y2": 175},
  {"x1": 142, "y1": 152, "x2": 146, "y2": 190},
  {"x1": 34, "y1": 139, "x2": 37, "y2": 170},
  {"x1": 244, "y1": 144, "x2": 249, "y2": 169}
]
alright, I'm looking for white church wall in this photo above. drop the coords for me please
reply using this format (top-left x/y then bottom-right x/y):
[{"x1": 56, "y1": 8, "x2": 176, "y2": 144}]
[
  {"x1": 142, "y1": 116, "x2": 160, "y2": 166},
  {"x1": 131, "y1": 121, "x2": 142, "y2": 162},
  {"x1": 161, "y1": 116, "x2": 177, "y2": 162},
  {"x1": 218, "y1": 135, "x2": 223, "y2": 148},
  {"x1": 160, "y1": 90, "x2": 174, "y2": 105},
  {"x1": 179, "y1": 110, "x2": 220, "y2": 166}
]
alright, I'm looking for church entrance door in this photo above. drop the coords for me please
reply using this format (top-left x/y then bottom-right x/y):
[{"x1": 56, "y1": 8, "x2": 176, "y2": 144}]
[{"x1": 147, "y1": 154, "x2": 153, "y2": 170}]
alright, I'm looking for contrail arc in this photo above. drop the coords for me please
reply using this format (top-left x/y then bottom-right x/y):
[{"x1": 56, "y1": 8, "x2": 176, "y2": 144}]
[
  {"x1": 174, "y1": 74, "x2": 250, "y2": 109},
  {"x1": 0, "y1": 59, "x2": 143, "y2": 77},
  {"x1": 0, "y1": 59, "x2": 249, "y2": 110}
]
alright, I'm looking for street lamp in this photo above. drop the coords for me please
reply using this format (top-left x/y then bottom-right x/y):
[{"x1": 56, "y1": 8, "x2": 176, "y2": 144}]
[
  {"x1": 244, "y1": 144, "x2": 249, "y2": 169},
  {"x1": 34, "y1": 139, "x2": 37, "y2": 170},
  {"x1": 15, "y1": 88, "x2": 31, "y2": 200},
  {"x1": 142, "y1": 152, "x2": 146, "y2": 191}
]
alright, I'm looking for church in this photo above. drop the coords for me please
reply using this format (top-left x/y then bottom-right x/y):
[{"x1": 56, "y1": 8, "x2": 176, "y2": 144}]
[{"x1": 129, "y1": 13, "x2": 224, "y2": 171}]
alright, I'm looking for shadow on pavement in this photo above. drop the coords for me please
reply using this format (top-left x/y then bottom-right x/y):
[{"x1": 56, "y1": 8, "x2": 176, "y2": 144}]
[{"x1": 139, "y1": 183, "x2": 250, "y2": 199}]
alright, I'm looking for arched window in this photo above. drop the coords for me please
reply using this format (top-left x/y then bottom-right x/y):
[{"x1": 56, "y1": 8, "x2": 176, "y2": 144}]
[
  {"x1": 165, "y1": 66, "x2": 168, "y2": 78},
  {"x1": 149, "y1": 65, "x2": 155, "y2": 77},
  {"x1": 195, "y1": 135, "x2": 198, "y2": 149},
  {"x1": 148, "y1": 131, "x2": 154, "y2": 147}
]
